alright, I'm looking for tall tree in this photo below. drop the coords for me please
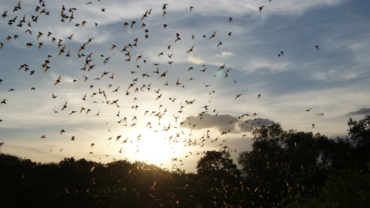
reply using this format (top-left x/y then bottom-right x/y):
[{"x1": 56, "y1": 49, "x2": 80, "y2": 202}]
[
  {"x1": 238, "y1": 122, "x2": 333, "y2": 207},
  {"x1": 347, "y1": 115, "x2": 370, "y2": 146},
  {"x1": 197, "y1": 150, "x2": 239, "y2": 179}
]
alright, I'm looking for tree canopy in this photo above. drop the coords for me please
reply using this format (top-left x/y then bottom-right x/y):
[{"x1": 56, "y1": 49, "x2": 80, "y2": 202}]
[{"x1": 1, "y1": 115, "x2": 370, "y2": 207}]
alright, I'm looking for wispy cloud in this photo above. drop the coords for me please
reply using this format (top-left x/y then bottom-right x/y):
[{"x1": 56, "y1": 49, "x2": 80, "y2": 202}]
[
  {"x1": 215, "y1": 52, "x2": 233, "y2": 57},
  {"x1": 344, "y1": 108, "x2": 370, "y2": 116},
  {"x1": 314, "y1": 112, "x2": 324, "y2": 117},
  {"x1": 242, "y1": 58, "x2": 290, "y2": 73},
  {"x1": 181, "y1": 113, "x2": 237, "y2": 132},
  {"x1": 187, "y1": 53, "x2": 205, "y2": 65},
  {"x1": 50, "y1": 72, "x2": 76, "y2": 84},
  {"x1": 182, "y1": 113, "x2": 273, "y2": 133}
]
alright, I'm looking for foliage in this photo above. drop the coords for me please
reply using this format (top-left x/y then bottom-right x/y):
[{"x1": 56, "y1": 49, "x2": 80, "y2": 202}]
[
  {"x1": 277, "y1": 168, "x2": 370, "y2": 208},
  {"x1": 1, "y1": 115, "x2": 370, "y2": 207},
  {"x1": 347, "y1": 115, "x2": 370, "y2": 146},
  {"x1": 196, "y1": 150, "x2": 240, "y2": 179}
]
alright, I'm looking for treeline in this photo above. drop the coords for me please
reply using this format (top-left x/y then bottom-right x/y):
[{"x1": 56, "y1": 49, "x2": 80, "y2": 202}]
[
  {"x1": 1, "y1": 115, "x2": 370, "y2": 208},
  {"x1": 237, "y1": 115, "x2": 370, "y2": 207}
]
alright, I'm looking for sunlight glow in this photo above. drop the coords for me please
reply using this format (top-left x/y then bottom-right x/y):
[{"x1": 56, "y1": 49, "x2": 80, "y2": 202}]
[{"x1": 126, "y1": 128, "x2": 184, "y2": 163}]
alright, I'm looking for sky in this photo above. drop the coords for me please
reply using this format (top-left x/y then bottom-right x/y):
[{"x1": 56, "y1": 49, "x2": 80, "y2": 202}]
[{"x1": 0, "y1": 0, "x2": 370, "y2": 173}]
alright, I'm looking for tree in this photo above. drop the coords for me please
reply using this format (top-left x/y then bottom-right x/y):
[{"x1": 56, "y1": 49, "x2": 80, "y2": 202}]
[
  {"x1": 278, "y1": 167, "x2": 370, "y2": 208},
  {"x1": 237, "y1": 122, "x2": 333, "y2": 207},
  {"x1": 337, "y1": 115, "x2": 370, "y2": 172},
  {"x1": 196, "y1": 150, "x2": 240, "y2": 208},
  {"x1": 196, "y1": 150, "x2": 239, "y2": 179},
  {"x1": 347, "y1": 115, "x2": 370, "y2": 146}
]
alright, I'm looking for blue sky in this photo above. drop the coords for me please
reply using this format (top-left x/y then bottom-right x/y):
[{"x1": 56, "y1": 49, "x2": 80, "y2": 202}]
[{"x1": 0, "y1": 0, "x2": 369, "y2": 173}]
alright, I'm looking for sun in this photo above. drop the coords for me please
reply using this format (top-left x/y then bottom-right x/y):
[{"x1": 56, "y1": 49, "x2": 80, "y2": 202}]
[{"x1": 129, "y1": 128, "x2": 184, "y2": 163}]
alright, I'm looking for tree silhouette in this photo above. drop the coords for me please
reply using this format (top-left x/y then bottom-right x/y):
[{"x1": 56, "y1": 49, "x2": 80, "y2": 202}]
[
  {"x1": 1, "y1": 115, "x2": 370, "y2": 207},
  {"x1": 348, "y1": 115, "x2": 370, "y2": 146},
  {"x1": 339, "y1": 115, "x2": 370, "y2": 172},
  {"x1": 280, "y1": 167, "x2": 370, "y2": 208},
  {"x1": 237, "y1": 122, "x2": 334, "y2": 207},
  {"x1": 197, "y1": 150, "x2": 239, "y2": 179}
]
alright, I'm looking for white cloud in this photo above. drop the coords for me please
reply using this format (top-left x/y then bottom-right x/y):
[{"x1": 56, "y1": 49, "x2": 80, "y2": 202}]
[
  {"x1": 215, "y1": 52, "x2": 234, "y2": 57},
  {"x1": 242, "y1": 59, "x2": 290, "y2": 73},
  {"x1": 50, "y1": 72, "x2": 76, "y2": 84},
  {"x1": 17, "y1": 0, "x2": 345, "y2": 30},
  {"x1": 187, "y1": 53, "x2": 205, "y2": 64},
  {"x1": 193, "y1": 0, "x2": 343, "y2": 17}
]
